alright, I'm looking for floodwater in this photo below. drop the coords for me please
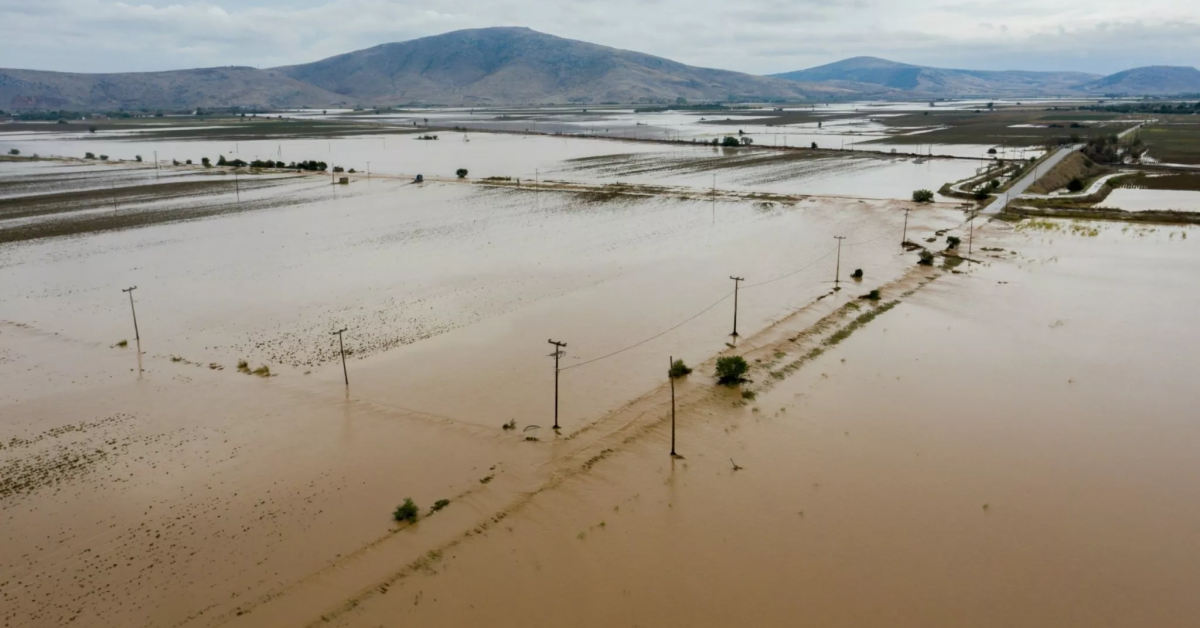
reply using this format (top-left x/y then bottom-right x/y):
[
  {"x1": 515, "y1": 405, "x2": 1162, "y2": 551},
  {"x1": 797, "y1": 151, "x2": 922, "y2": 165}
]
[
  {"x1": 5, "y1": 129, "x2": 1197, "y2": 628},
  {"x1": 1103, "y1": 188, "x2": 1200, "y2": 212},
  {"x1": 285, "y1": 219, "x2": 1200, "y2": 628},
  {"x1": 1, "y1": 130, "x2": 982, "y2": 201}
]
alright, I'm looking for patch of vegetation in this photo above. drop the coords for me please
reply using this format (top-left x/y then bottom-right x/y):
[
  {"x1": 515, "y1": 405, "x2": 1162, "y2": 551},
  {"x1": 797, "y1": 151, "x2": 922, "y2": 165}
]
[
  {"x1": 946, "y1": 236, "x2": 961, "y2": 250},
  {"x1": 741, "y1": 390, "x2": 757, "y2": 400},
  {"x1": 864, "y1": 289, "x2": 881, "y2": 301},
  {"x1": 251, "y1": 365, "x2": 271, "y2": 377},
  {"x1": 456, "y1": 168, "x2": 468, "y2": 178},
  {"x1": 669, "y1": 359, "x2": 693, "y2": 378},
  {"x1": 116, "y1": 339, "x2": 128, "y2": 348},
  {"x1": 7, "y1": 149, "x2": 18, "y2": 156},
  {"x1": 237, "y1": 359, "x2": 250, "y2": 374},
  {"x1": 393, "y1": 498, "x2": 419, "y2": 523},
  {"x1": 715, "y1": 356, "x2": 749, "y2": 386},
  {"x1": 912, "y1": 189, "x2": 934, "y2": 203},
  {"x1": 430, "y1": 499, "x2": 450, "y2": 514},
  {"x1": 918, "y1": 250, "x2": 936, "y2": 266},
  {"x1": 721, "y1": 136, "x2": 741, "y2": 147}
]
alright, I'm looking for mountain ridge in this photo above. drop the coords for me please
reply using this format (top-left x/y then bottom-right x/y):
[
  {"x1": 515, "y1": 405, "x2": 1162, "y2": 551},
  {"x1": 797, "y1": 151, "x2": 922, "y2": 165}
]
[{"x1": 1, "y1": 28, "x2": 1196, "y2": 111}]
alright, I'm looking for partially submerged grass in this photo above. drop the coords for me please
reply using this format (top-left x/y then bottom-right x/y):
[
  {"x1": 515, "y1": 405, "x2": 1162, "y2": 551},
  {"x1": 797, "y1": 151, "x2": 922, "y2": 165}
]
[{"x1": 115, "y1": 339, "x2": 128, "y2": 348}]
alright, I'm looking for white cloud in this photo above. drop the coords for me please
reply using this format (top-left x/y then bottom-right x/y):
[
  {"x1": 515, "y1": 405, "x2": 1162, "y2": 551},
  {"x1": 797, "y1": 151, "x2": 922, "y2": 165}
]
[{"x1": 0, "y1": 0, "x2": 1196, "y2": 75}]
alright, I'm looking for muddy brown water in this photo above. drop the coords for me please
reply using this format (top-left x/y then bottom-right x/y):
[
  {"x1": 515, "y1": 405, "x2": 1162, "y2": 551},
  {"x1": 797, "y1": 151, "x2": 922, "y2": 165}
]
[{"x1": 3, "y1": 138, "x2": 1197, "y2": 627}]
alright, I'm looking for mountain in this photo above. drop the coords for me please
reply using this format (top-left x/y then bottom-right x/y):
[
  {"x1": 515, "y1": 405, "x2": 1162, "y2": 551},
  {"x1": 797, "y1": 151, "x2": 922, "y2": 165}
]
[
  {"x1": 273, "y1": 27, "x2": 865, "y2": 105},
  {"x1": 1080, "y1": 66, "x2": 1200, "y2": 95},
  {"x1": 771, "y1": 57, "x2": 1101, "y2": 97},
  {"x1": 0, "y1": 66, "x2": 344, "y2": 111}
]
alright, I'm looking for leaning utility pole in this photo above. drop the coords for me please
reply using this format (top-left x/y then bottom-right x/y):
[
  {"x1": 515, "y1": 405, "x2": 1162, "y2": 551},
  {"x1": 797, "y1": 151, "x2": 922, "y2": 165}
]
[
  {"x1": 154, "y1": 151, "x2": 159, "y2": 179},
  {"x1": 121, "y1": 286, "x2": 140, "y2": 341},
  {"x1": 331, "y1": 328, "x2": 349, "y2": 385},
  {"x1": 234, "y1": 172, "x2": 241, "y2": 203},
  {"x1": 968, "y1": 211, "x2": 975, "y2": 259},
  {"x1": 833, "y1": 236, "x2": 847, "y2": 289},
  {"x1": 901, "y1": 208, "x2": 911, "y2": 247},
  {"x1": 548, "y1": 339, "x2": 567, "y2": 430},
  {"x1": 729, "y1": 276, "x2": 745, "y2": 337}
]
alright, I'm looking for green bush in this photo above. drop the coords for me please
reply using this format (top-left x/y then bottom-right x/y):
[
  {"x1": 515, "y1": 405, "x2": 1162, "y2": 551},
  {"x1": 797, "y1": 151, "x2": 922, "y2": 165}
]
[
  {"x1": 946, "y1": 236, "x2": 962, "y2": 250},
  {"x1": 85, "y1": 152, "x2": 96, "y2": 159},
  {"x1": 1067, "y1": 177, "x2": 1085, "y2": 193},
  {"x1": 201, "y1": 157, "x2": 211, "y2": 167},
  {"x1": 867, "y1": 289, "x2": 881, "y2": 300},
  {"x1": 669, "y1": 359, "x2": 692, "y2": 378},
  {"x1": 715, "y1": 356, "x2": 749, "y2": 386},
  {"x1": 393, "y1": 498, "x2": 419, "y2": 522},
  {"x1": 721, "y1": 136, "x2": 740, "y2": 147},
  {"x1": 918, "y1": 250, "x2": 935, "y2": 266},
  {"x1": 7, "y1": 149, "x2": 18, "y2": 155},
  {"x1": 974, "y1": 188, "x2": 989, "y2": 200},
  {"x1": 456, "y1": 168, "x2": 469, "y2": 178},
  {"x1": 430, "y1": 499, "x2": 450, "y2": 513},
  {"x1": 912, "y1": 189, "x2": 934, "y2": 203}
]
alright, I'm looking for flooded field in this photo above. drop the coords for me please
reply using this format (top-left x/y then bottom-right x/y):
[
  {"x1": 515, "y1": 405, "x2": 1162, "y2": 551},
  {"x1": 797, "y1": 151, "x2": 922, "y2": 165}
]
[
  {"x1": 1104, "y1": 188, "x2": 1200, "y2": 212},
  {"x1": 4, "y1": 122, "x2": 1197, "y2": 628}
]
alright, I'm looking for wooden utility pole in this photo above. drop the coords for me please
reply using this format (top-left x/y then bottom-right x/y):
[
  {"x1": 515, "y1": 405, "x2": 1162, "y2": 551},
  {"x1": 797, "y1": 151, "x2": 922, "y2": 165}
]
[
  {"x1": 669, "y1": 355, "x2": 677, "y2": 457},
  {"x1": 548, "y1": 339, "x2": 567, "y2": 430},
  {"x1": 331, "y1": 328, "x2": 348, "y2": 385},
  {"x1": 729, "y1": 276, "x2": 745, "y2": 337},
  {"x1": 234, "y1": 172, "x2": 240, "y2": 203},
  {"x1": 122, "y1": 286, "x2": 140, "y2": 341},
  {"x1": 833, "y1": 236, "x2": 847, "y2": 289},
  {"x1": 901, "y1": 208, "x2": 911, "y2": 247},
  {"x1": 154, "y1": 151, "x2": 159, "y2": 179},
  {"x1": 968, "y1": 212, "x2": 975, "y2": 259}
]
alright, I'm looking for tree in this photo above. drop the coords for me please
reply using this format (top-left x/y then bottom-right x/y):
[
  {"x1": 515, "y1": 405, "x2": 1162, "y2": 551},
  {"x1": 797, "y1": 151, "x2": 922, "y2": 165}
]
[
  {"x1": 217, "y1": 154, "x2": 228, "y2": 166},
  {"x1": 987, "y1": 148, "x2": 997, "y2": 155},
  {"x1": 456, "y1": 168, "x2": 468, "y2": 179},
  {"x1": 918, "y1": 250, "x2": 935, "y2": 266},
  {"x1": 201, "y1": 157, "x2": 211, "y2": 167},
  {"x1": 135, "y1": 155, "x2": 142, "y2": 162},
  {"x1": 811, "y1": 142, "x2": 818, "y2": 149},
  {"x1": 715, "y1": 356, "x2": 749, "y2": 386},
  {"x1": 1067, "y1": 177, "x2": 1085, "y2": 193},
  {"x1": 721, "y1": 136, "x2": 740, "y2": 147},
  {"x1": 85, "y1": 152, "x2": 96, "y2": 159},
  {"x1": 88, "y1": 125, "x2": 97, "y2": 133},
  {"x1": 393, "y1": 498, "x2": 419, "y2": 522},
  {"x1": 946, "y1": 236, "x2": 962, "y2": 250},
  {"x1": 669, "y1": 359, "x2": 693, "y2": 379},
  {"x1": 912, "y1": 189, "x2": 934, "y2": 203},
  {"x1": 7, "y1": 149, "x2": 18, "y2": 156},
  {"x1": 740, "y1": 136, "x2": 753, "y2": 146}
]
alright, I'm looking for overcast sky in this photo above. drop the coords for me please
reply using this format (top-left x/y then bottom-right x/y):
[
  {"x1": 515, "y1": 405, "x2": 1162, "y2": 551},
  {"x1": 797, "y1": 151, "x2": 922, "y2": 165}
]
[{"x1": 2, "y1": 0, "x2": 1197, "y2": 76}]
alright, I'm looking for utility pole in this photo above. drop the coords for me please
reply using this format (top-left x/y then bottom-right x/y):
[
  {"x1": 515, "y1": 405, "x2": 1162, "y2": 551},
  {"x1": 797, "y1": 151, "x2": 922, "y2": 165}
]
[
  {"x1": 154, "y1": 151, "x2": 159, "y2": 179},
  {"x1": 833, "y1": 236, "x2": 847, "y2": 289},
  {"x1": 901, "y1": 207, "x2": 911, "y2": 247},
  {"x1": 234, "y1": 172, "x2": 240, "y2": 203},
  {"x1": 729, "y1": 276, "x2": 745, "y2": 337},
  {"x1": 968, "y1": 211, "x2": 975, "y2": 259},
  {"x1": 122, "y1": 286, "x2": 140, "y2": 341},
  {"x1": 366, "y1": 161, "x2": 370, "y2": 181},
  {"x1": 548, "y1": 339, "x2": 567, "y2": 430},
  {"x1": 331, "y1": 328, "x2": 349, "y2": 385},
  {"x1": 669, "y1": 355, "x2": 678, "y2": 457}
]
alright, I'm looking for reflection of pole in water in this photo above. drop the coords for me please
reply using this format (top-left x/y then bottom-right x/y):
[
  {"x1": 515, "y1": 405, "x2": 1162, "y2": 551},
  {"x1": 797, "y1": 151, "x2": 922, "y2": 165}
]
[{"x1": 548, "y1": 339, "x2": 567, "y2": 430}]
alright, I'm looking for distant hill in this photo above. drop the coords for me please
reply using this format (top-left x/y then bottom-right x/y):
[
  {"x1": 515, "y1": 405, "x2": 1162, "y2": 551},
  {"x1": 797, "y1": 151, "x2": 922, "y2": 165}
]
[
  {"x1": 274, "y1": 27, "x2": 866, "y2": 106},
  {"x1": 0, "y1": 66, "x2": 344, "y2": 111},
  {"x1": 1080, "y1": 66, "x2": 1200, "y2": 95},
  {"x1": 772, "y1": 57, "x2": 1100, "y2": 97}
]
